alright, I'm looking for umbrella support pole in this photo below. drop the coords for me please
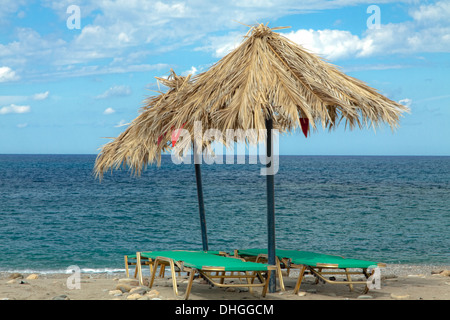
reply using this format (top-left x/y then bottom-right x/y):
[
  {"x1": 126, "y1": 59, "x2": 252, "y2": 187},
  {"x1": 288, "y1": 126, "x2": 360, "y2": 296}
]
[
  {"x1": 194, "y1": 151, "x2": 208, "y2": 252},
  {"x1": 266, "y1": 117, "x2": 276, "y2": 293}
]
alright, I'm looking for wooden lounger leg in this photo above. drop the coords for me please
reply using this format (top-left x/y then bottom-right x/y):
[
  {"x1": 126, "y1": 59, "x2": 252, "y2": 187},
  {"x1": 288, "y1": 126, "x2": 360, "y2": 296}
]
[
  {"x1": 136, "y1": 252, "x2": 144, "y2": 285},
  {"x1": 150, "y1": 258, "x2": 179, "y2": 296},
  {"x1": 261, "y1": 272, "x2": 270, "y2": 297},
  {"x1": 124, "y1": 256, "x2": 130, "y2": 278},
  {"x1": 184, "y1": 269, "x2": 195, "y2": 300},
  {"x1": 275, "y1": 257, "x2": 285, "y2": 291},
  {"x1": 345, "y1": 268, "x2": 354, "y2": 291},
  {"x1": 294, "y1": 265, "x2": 307, "y2": 294},
  {"x1": 362, "y1": 268, "x2": 370, "y2": 294},
  {"x1": 314, "y1": 267, "x2": 322, "y2": 284},
  {"x1": 149, "y1": 260, "x2": 153, "y2": 278},
  {"x1": 168, "y1": 259, "x2": 179, "y2": 296},
  {"x1": 255, "y1": 254, "x2": 285, "y2": 291},
  {"x1": 246, "y1": 271, "x2": 254, "y2": 294},
  {"x1": 284, "y1": 259, "x2": 291, "y2": 277},
  {"x1": 149, "y1": 258, "x2": 158, "y2": 289}
]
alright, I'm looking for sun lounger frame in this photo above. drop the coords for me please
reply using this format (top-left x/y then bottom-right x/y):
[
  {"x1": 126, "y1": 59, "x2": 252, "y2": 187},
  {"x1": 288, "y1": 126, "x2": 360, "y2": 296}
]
[
  {"x1": 124, "y1": 254, "x2": 153, "y2": 279},
  {"x1": 235, "y1": 249, "x2": 386, "y2": 294},
  {"x1": 135, "y1": 251, "x2": 276, "y2": 300},
  {"x1": 291, "y1": 263, "x2": 385, "y2": 294}
]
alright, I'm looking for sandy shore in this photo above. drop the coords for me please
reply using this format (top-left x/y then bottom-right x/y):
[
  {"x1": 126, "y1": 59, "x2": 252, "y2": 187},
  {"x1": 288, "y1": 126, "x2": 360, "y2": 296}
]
[{"x1": 1, "y1": 264, "x2": 449, "y2": 301}]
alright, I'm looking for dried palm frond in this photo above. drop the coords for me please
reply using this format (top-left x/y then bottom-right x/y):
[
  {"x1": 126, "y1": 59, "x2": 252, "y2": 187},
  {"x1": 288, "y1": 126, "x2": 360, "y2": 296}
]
[
  {"x1": 164, "y1": 24, "x2": 408, "y2": 138},
  {"x1": 94, "y1": 24, "x2": 409, "y2": 179}
]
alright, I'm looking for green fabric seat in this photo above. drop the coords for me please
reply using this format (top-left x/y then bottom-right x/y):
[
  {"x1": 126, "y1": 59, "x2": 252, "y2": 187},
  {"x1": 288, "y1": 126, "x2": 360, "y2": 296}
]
[
  {"x1": 237, "y1": 248, "x2": 381, "y2": 268},
  {"x1": 140, "y1": 250, "x2": 271, "y2": 272},
  {"x1": 126, "y1": 250, "x2": 227, "y2": 260},
  {"x1": 236, "y1": 248, "x2": 385, "y2": 294},
  {"x1": 135, "y1": 250, "x2": 276, "y2": 299}
]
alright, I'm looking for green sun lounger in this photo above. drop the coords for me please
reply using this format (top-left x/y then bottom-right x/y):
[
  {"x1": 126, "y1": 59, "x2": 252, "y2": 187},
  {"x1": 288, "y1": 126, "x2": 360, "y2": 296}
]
[
  {"x1": 135, "y1": 250, "x2": 276, "y2": 299},
  {"x1": 124, "y1": 250, "x2": 228, "y2": 279},
  {"x1": 236, "y1": 249, "x2": 386, "y2": 294}
]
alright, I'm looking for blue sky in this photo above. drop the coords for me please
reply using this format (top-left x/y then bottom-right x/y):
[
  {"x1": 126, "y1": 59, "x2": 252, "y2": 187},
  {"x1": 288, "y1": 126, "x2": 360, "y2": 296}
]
[{"x1": 0, "y1": 0, "x2": 449, "y2": 155}]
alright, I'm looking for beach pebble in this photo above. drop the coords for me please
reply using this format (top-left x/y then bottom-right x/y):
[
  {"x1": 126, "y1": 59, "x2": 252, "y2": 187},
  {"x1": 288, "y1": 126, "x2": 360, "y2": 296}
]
[
  {"x1": 439, "y1": 270, "x2": 450, "y2": 277},
  {"x1": 145, "y1": 289, "x2": 160, "y2": 298},
  {"x1": 26, "y1": 274, "x2": 39, "y2": 280},
  {"x1": 297, "y1": 291, "x2": 307, "y2": 297},
  {"x1": 53, "y1": 295, "x2": 70, "y2": 300},
  {"x1": 109, "y1": 290, "x2": 123, "y2": 296},
  {"x1": 129, "y1": 286, "x2": 149, "y2": 295},
  {"x1": 116, "y1": 284, "x2": 132, "y2": 293},
  {"x1": 126, "y1": 293, "x2": 143, "y2": 300},
  {"x1": 390, "y1": 293, "x2": 410, "y2": 300},
  {"x1": 118, "y1": 278, "x2": 139, "y2": 286},
  {"x1": 431, "y1": 270, "x2": 443, "y2": 275}
]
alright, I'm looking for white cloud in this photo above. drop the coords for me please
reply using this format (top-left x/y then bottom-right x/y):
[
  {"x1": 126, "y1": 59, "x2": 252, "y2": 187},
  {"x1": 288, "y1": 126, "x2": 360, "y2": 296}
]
[
  {"x1": 284, "y1": 29, "x2": 372, "y2": 60},
  {"x1": 3, "y1": 1, "x2": 389, "y2": 77},
  {"x1": 115, "y1": 119, "x2": 129, "y2": 127},
  {"x1": 0, "y1": 92, "x2": 50, "y2": 106},
  {"x1": 182, "y1": 66, "x2": 198, "y2": 76},
  {"x1": 197, "y1": 1, "x2": 450, "y2": 61},
  {"x1": 96, "y1": 85, "x2": 131, "y2": 99},
  {"x1": 103, "y1": 107, "x2": 115, "y2": 115},
  {"x1": 2, "y1": 0, "x2": 450, "y2": 81},
  {"x1": 0, "y1": 0, "x2": 27, "y2": 24},
  {"x1": 17, "y1": 123, "x2": 28, "y2": 128},
  {"x1": 399, "y1": 98, "x2": 412, "y2": 108},
  {"x1": 195, "y1": 32, "x2": 243, "y2": 58},
  {"x1": 0, "y1": 66, "x2": 19, "y2": 82},
  {"x1": 410, "y1": 1, "x2": 450, "y2": 24},
  {"x1": 36, "y1": 63, "x2": 169, "y2": 80},
  {"x1": 0, "y1": 95, "x2": 27, "y2": 105},
  {"x1": 0, "y1": 104, "x2": 31, "y2": 115},
  {"x1": 33, "y1": 91, "x2": 50, "y2": 100}
]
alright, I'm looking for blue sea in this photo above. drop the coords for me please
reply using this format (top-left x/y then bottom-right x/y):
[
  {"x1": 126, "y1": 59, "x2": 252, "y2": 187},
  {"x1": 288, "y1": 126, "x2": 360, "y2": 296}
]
[{"x1": 0, "y1": 154, "x2": 449, "y2": 273}]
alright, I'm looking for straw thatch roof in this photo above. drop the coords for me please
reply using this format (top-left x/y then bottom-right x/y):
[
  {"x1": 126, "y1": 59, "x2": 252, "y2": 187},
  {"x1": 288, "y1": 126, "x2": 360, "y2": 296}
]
[
  {"x1": 164, "y1": 24, "x2": 408, "y2": 133},
  {"x1": 94, "y1": 23, "x2": 409, "y2": 179},
  {"x1": 95, "y1": 70, "x2": 196, "y2": 178}
]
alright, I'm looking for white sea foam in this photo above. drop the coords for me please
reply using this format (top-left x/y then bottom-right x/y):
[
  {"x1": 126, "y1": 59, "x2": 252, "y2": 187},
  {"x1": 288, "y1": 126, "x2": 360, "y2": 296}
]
[{"x1": 0, "y1": 268, "x2": 126, "y2": 275}]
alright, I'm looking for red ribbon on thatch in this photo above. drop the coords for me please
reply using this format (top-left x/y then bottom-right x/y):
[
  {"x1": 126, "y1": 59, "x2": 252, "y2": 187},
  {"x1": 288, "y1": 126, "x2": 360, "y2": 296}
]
[
  {"x1": 171, "y1": 123, "x2": 186, "y2": 147},
  {"x1": 157, "y1": 123, "x2": 186, "y2": 147},
  {"x1": 157, "y1": 135, "x2": 164, "y2": 146},
  {"x1": 300, "y1": 118, "x2": 309, "y2": 138}
]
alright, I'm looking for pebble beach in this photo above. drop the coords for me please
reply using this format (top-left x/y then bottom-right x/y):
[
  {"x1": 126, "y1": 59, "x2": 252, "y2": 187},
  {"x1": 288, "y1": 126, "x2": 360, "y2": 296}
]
[{"x1": 1, "y1": 264, "x2": 449, "y2": 301}]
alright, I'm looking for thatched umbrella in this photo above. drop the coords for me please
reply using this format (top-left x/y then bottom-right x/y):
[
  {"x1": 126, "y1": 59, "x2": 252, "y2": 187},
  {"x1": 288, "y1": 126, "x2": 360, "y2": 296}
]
[
  {"x1": 95, "y1": 23, "x2": 409, "y2": 292},
  {"x1": 94, "y1": 70, "x2": 212, "y2": 251},
  {"x1": 150, "y1": 24, "x2": 409, "y2": 291}
]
